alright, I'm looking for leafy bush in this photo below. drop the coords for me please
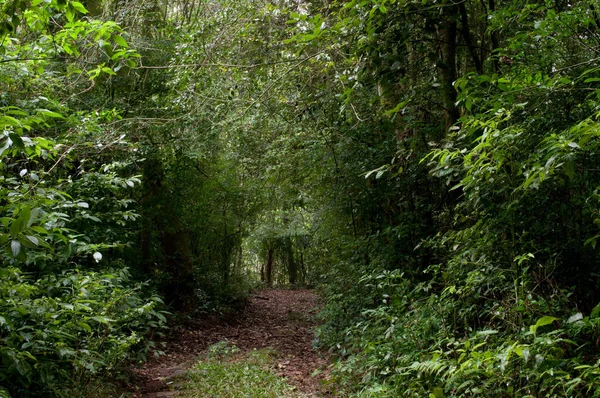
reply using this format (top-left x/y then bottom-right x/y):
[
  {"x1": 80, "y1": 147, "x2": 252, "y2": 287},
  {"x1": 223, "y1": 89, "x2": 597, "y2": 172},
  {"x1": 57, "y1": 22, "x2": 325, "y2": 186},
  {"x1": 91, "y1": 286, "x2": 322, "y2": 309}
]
[{"x1": 0, "y1": 267, "x2": 167, "y2": 397}]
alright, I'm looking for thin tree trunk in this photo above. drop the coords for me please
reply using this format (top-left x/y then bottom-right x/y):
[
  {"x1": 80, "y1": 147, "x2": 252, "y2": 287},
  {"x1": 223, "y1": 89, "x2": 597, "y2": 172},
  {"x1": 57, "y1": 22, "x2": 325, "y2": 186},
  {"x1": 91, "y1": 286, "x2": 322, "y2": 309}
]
[
  {"x1": 489, "y1": 0, "x2": 500, "y2": 73},
  {"x1": 161, "y1": 227, "x2": 195, "y2": 311},
  {"x1": 221, "y1": 207, "x2": 229, "y2": 284},
  {"x1": 265, "y1": 247, "x2": 274, "y2": 287},
  {"x1": 459, "y1": 2, "x2": 483, "y2": 74},
  {"x1": 287, "y1": 238, "x2": 297, "y2": 285},
  {"x1": 300, "y1": 249, "x2": 306, "y2": 285},
  {"x1": 438, "y1": 3, "x2": 460, "y2": 130}
]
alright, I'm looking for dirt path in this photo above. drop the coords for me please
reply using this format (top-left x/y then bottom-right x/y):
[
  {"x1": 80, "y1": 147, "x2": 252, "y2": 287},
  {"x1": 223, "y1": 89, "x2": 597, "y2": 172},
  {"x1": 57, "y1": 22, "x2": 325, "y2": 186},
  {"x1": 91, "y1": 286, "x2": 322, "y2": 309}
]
[{"x1": 130, "y1": 289, "x2": 329, "y2": 397}]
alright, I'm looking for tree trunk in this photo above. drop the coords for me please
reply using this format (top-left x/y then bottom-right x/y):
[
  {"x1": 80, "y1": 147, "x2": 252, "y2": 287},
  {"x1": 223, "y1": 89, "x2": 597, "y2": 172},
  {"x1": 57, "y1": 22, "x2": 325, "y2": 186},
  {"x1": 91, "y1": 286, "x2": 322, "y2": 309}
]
[
  {"x1": 141, "y1": 156, "x2": 195, "y2": 311},
  {"x1": 265, "y1": 247, "x2": 274, "y2": 287},
  {"x1": 161, "y1": 227, "x2": 195, "y2": 311},
  {"x1": 438, "y1": 3, "x2": 460, "y2": 130},
  {"x1": 459, "y1": 2, "x2": 483, "y2": 75},
  {"x1": 221, "y1": 207, "x2": 229, "y2": 284},
  {"x1": 299, "y1": 249, "x2": 306, "y2": 285},
  {"x1": 489, "y1": 0, "x2": 500, "y2": 73},
  {"x1": 286, "y1": 238, "x2": 297, "y2": 285}
]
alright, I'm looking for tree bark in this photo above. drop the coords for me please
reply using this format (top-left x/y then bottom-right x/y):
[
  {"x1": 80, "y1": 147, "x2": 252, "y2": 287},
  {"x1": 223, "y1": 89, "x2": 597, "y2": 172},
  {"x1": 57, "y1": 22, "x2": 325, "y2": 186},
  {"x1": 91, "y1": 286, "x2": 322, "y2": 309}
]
[
  {"x1": 221, "y1": 207, "x2": 229, "y2": 284},
  {"x1": 489, "y1": 0, "x2": 500, "y2": 73},
  {"x1": 161, "y1": 227, "x2": 195, "y2": 311},
  {"x1": 265, "y1": 247, "x2": 274, "y2": 287},
  {"x1": 286, "y1": 238, "x2": 297, "y2": 285},
  {"x1": 459, "y1": 2, "x2": 483, "y2": 75},
  {"x1": 141, "y1": 156, "x2": 195, "y2": 311},
  {"x1": 438, "y1": 3, "x2": 460, "y2": 130}
]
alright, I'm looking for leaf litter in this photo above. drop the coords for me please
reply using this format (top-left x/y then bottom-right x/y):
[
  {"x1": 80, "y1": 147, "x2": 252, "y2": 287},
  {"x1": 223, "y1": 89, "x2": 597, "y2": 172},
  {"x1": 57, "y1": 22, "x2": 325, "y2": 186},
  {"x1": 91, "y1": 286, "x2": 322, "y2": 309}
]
[{"x1": 129, "y1": 289, "x2": 331, "y2": 397}]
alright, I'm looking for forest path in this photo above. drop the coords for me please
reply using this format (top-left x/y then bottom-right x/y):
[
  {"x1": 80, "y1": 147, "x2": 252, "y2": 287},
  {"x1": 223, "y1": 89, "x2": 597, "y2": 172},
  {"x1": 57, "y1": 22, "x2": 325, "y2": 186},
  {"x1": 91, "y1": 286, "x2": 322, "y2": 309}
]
[{"x1": 131, "y1": 289, "x2": 329, "y2": 397}]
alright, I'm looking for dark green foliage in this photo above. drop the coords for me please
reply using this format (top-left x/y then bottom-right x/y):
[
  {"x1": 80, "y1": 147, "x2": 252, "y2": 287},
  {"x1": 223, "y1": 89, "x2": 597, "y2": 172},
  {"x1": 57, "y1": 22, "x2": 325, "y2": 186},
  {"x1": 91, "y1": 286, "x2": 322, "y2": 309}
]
[
  {"x1": 285, "y1": 0, "x2": 600, "y2": 396},
  {"x1": 8, "y1": 0, "x2": 600, "y2": 396},
  {"x1": 0, "y1": 267, "x2": 166, "y2": 397},
  {"x1": 0, "y1": 2, "x2": 168, "y2": 396}
]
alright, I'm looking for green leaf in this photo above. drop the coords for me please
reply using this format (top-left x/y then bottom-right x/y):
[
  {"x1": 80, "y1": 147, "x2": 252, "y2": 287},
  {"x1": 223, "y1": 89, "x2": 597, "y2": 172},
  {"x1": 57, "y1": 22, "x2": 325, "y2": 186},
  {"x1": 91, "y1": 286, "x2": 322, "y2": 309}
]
[
  {"x1": 10, "y1": 239, "x2": 21, "y2": 256},
  {"x1": 432, "y1": 387, "x2": 445, "y2": 398},
  {"x1": 91, "y1": 316, "x2": 111, "y2": 324},
  {"x1": 530, "y1": 316, "x2": 559, "y2": 335},
  {"x1": 563, "y1": 161, "x2": 575, "y2": 181},
  {"x1": 0, "y1": 136, "x2": 12, "y2": 157},
  {"x1": 77, "y1": 322, "x2": 92, "y2": 333},
  {"x1": 8, "y1": 133, "x2": 24, "y2": 150},
  {"x1": 28, "y1": 208, "x2": 43, "y2": 227},
  {"x1": 36, "y1": 109, "x2": 64, "y2": 118},
  {"x1": 30, "y1": 226, "x2": 49, "y2": 234},
  {"x1": 101, "y1": 67, "x2": 117, "y2": 75},
  {"x1": 25, "y1": 235, "x2": 39, "y2": 246},
  {"x1": 384, "y1": 99, "x2": 410, "y2": 117},
  {"x1": 113, "y1": 35, "x2": 128, "y2": 47},
  {"x1": 66, "y1": 8, "x2": 75, "y2": 22},
  {"x1": 10, "y1": 207, "x2": 31, "y2": 237},
  {"x1": 59, "y1": 348, "x2": 76, "y2": 358},
  {"x1": 70, "y1": 1, "x2": 87, "y2": 13},
  {"x1": 0, "y1": 115, "x2": 22, "y2": 127}
]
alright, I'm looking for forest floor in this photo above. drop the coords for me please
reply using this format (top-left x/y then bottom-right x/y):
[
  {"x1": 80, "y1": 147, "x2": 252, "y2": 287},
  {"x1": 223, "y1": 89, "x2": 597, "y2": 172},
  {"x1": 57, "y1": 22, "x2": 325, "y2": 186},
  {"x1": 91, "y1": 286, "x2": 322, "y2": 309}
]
[{"x1": 128, "y1": 289, "x2": 331, "y2": 397}]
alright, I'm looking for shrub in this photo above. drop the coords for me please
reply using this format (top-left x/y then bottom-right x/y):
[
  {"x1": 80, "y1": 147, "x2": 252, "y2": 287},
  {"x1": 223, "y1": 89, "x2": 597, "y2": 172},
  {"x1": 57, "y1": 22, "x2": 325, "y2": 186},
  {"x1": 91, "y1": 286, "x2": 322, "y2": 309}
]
[{"x1": 0, "y1": 266, "x2": 167, "y2": 397}]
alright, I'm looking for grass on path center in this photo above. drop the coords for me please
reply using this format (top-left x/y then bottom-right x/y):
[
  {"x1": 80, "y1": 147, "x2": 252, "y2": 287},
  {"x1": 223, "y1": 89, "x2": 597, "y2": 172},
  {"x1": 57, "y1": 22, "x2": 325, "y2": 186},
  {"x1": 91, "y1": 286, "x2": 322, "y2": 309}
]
[{"x1": 177, "y1": 341, "x2": 305, "y2": 398}]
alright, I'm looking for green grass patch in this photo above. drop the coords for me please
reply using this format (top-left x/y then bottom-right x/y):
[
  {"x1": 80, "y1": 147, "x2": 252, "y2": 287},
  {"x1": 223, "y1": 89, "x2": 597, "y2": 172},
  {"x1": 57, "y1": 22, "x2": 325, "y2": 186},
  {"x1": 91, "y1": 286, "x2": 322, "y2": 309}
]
[{"x1": 178, "y1": 341, "x2": 304, "y2": 398}]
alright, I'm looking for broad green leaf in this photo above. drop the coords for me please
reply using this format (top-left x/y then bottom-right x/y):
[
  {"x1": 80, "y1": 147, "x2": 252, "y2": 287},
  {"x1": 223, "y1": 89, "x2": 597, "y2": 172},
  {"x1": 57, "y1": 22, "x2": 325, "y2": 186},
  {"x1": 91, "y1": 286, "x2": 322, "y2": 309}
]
[
  {"x1": 384, "y1": 99, "x2": 410, "y2": 117},
  {"x1": 432, "y1": 387, "x2": 445, "y2": 398},
  {"x1": 10, "y1": 239, "x2": 21, "y2": 256},
  {"x1": 8, "y1": 133, "x2": 24, "y2": 150},
  {"x1": 36, "y1": 109, "x2": 64, "y2": 118},
  {"x1": 9, "y1": 218, "x2": 23, "y2": 238},
  {"x1": 101, "y1": 67, "x2": 117, "y2": 75},
  {"x1": 0, "y1": 115, "x2": 21, "y2": 127},
  {"x1": 66, "y1": 8, "x2": 75, "y2": 22},
  {"x1": 0, "y1": 136, "x2": 12, "y2": 157},
  {"x1": 70, "y1": 1, "x2": 87, "y2": 13},
  {"x1": 30, "y1": 226, "x2": 49, "y2": 234},
  {"x1": 77, "y1": 322, "x2": 92, "y2": 333},
  {"x1": 563, "y1": 161, "x2": 575, "y2": 181},
  {"x1": 113, "y1": 35, "x2": 128, "y2": 47},
  {"x1": 25, "y1": 235, "x2": 39, "y2": 246},
  {"x1": 10, "y1": 207, "x2": 31, "y2": 237},
  {"x1": 91, "y1": 316, "x2": 111, "y2": 324},
  {"x1": 28, "y1": 208, "x2": 43, "y2": 227},
  {"x1": 530, "y1": 316, "x2": 559, "y2": 335}
]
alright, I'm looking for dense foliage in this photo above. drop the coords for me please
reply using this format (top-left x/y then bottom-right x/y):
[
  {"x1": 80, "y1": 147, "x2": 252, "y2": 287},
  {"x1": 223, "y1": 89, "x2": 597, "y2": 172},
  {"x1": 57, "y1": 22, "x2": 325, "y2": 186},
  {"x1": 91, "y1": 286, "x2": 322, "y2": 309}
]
[
  {"x1": 299, "y1": 1, "x2": 600, "y2": 396},
  {"x1": 5, "y1": 0, "x2": 600, "y2": 396},
  {"x1": 0, "y1": 1, "x2": 166, "y2": 395}
]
